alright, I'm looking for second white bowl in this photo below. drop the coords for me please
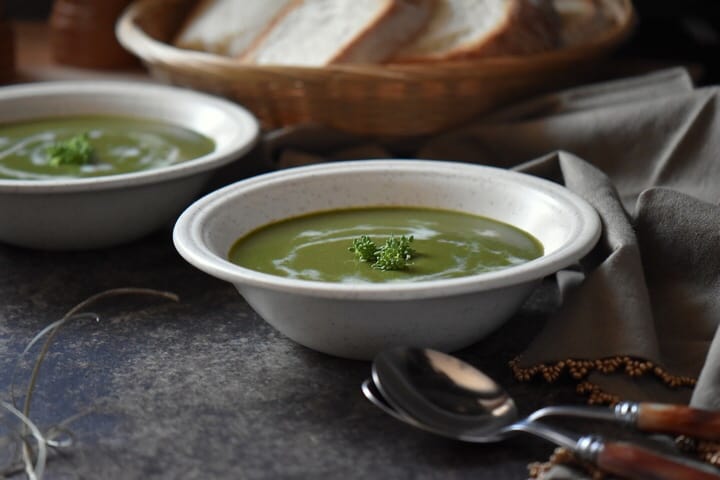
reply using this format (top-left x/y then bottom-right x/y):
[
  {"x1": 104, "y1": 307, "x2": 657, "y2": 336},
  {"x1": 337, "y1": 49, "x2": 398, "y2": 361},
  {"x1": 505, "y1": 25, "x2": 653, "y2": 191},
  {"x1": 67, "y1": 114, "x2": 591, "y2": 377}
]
[
  {"x1": 173, "y1": 159, "x2": 601, "y2": 360},
  {"x1": 0, "y1": 81, "x2": 259, "y2": 250}
]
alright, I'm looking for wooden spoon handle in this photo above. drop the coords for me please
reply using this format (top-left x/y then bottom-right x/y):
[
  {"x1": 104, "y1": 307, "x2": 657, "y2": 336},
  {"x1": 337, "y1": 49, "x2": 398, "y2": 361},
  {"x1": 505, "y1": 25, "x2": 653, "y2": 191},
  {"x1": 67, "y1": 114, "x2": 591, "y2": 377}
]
[
  {"x1": 596, "y1": 440, "x2": 720, "y2": 480},
  {"x1": 636, "y1": 402, "x2": 720, "y2": 441}
]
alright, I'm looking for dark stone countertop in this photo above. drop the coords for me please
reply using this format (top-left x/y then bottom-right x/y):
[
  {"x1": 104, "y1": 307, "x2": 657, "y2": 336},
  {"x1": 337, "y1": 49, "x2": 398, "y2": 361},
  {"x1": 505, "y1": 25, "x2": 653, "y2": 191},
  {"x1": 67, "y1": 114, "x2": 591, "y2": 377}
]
[
  {"x1": 0, "y1": 212, "x2": 593, "y2": 479},
  {"x1": 4, "y1": 6, "x2": 719, "y2": 473}
]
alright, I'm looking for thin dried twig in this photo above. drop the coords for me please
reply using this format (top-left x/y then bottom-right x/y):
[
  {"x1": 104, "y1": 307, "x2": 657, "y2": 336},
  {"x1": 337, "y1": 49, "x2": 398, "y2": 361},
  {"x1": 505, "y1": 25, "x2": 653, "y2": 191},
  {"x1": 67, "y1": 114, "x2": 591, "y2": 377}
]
[
  {"x1": 1, "y1": 287, "x2": 179, "y2": 479},
  {"x1": 22, "y1": 288, "x2": 179, "y2": 420},
  {"x1": 10, "y1": 313, "x2": 98, "y2": 411},
  {"x1": 1, "y1": 401, "x2": 47, "y2": 480}
]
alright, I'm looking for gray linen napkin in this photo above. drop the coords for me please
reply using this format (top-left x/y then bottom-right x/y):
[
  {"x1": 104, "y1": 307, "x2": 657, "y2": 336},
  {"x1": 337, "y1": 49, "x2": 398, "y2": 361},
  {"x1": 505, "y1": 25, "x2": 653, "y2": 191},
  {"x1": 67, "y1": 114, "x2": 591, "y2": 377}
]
[
  {"x1": 420, "y1": 68, "x2": 720, "y2": 477},
  {"x1": 418, "y1": 68, "x2": 720, "y2": 409},
  {"x1": 261, "y1": 67, "x2": 720, "y2": 475}
]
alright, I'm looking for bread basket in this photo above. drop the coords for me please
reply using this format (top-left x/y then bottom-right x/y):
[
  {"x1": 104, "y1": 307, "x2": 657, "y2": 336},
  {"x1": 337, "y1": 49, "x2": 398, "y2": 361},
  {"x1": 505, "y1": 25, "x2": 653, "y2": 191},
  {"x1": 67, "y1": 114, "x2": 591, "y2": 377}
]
[{"x1": 117, "y1": 0, "x2": 635, "y2": 136}]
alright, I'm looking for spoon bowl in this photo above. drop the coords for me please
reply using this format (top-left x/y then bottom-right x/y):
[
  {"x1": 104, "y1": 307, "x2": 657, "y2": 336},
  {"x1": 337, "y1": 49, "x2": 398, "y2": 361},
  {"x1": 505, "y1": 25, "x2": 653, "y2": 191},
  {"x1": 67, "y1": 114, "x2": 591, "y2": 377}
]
[
  {"x1": 371, "y1": 347, "x2": 521, "y2": 442},
  {"x1": 362, "y1": 377, "x2": 547, "y2": 444}
]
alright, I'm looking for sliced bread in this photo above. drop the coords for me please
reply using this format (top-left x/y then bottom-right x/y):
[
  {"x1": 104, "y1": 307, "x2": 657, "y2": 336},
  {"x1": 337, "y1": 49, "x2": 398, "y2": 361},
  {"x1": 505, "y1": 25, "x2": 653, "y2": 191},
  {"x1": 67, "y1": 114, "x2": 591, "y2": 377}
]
[
  {"x1": 174, "y1": 0, "x2": 296, "y2": 57},
  {"x1": 240, "y1": 0, "x2": 435, "y2": 66},
  {"x1": 388, "y1": 0, "x2": 559, "y2": 63}
]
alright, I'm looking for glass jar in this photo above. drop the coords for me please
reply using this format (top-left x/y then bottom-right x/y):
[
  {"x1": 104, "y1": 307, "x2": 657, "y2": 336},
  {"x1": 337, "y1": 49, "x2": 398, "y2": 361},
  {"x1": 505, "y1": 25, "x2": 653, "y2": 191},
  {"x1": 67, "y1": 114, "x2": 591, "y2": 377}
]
[
  {"x1": 49, "y1": 0, "x2": 137, "y2": 69},
  {"x1": 0, "y1": 0, "x2": 15, "y2": 83}
]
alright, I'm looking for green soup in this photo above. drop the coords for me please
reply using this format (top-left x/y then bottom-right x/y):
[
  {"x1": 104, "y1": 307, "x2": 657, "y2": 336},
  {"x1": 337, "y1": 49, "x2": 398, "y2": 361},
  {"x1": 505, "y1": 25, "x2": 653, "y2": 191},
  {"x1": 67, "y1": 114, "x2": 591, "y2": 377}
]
[
  {"x1": 229, "y1": 207, "x2": 544, "y2": 283},
  {"x1": 0, "y1": 115, "x2": 215, "y2": 180}
]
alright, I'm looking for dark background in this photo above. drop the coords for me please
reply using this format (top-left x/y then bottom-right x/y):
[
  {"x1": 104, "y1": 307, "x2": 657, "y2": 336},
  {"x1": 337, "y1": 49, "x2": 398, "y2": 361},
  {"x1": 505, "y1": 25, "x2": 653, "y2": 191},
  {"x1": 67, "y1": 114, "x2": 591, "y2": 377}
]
[
  {"x1": 4, "y1": 0, "x2": 720, "y2": 84},
  {"x1": 622, "y1": 0, "x2": 720, "y2": 84}
]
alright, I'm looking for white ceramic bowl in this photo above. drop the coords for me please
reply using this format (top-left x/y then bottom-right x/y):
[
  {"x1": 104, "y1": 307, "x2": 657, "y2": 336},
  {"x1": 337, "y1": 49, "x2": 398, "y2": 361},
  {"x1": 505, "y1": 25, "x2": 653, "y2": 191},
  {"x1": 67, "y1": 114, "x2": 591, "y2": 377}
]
[
  {"x1": 173, "y1": 160, "x2": 601, "y2": 360},
  {"x1": 0, "y1": 81, "x2": 259, "y2": 250}
]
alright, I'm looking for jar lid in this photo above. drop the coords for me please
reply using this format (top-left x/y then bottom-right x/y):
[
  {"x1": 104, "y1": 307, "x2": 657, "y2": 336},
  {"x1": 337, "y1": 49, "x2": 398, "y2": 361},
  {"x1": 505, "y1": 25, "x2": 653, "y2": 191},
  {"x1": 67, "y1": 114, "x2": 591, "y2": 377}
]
[{"x1": 0, "y1": 0, "x2": 15, "y2": 83}]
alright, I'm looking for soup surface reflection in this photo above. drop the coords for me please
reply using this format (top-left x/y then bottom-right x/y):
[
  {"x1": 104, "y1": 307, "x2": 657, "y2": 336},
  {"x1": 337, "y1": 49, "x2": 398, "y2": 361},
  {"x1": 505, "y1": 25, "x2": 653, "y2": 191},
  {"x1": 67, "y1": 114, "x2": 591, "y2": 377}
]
[
  {"x1": 0, "y1": 115, "x2": 215, "y2": 180},
  {"x1": 229, "y1": 207, "x2": 544, "y2": 283}
]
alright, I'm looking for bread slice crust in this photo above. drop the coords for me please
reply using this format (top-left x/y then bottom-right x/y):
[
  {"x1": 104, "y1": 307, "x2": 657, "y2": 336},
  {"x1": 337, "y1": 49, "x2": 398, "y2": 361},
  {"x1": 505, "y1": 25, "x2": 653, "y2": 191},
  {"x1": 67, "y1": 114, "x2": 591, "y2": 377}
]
[
  {"x1": 389, "y1": 0, "x2": 559, "y2": 63},
  {"x1": 332, "y1": 0, "x2": 435, "y2": 64},
  {"x1": 174, "y1": 0, "x2": 297, "y2": 57},
  {"x1": 240, "y1": 0, "x2": 434, "y2": 66}
]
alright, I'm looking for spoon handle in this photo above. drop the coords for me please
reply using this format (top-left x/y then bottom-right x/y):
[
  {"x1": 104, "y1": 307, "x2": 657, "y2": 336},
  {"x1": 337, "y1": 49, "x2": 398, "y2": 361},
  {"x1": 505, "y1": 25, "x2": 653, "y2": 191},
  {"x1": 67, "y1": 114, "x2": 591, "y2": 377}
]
[
  {"x1": 632, "y1": 402, "x2": 720, "y2": 441},
  {"x1": 529, "y1": 402, "x2": 720, "y2": 441},
  {"x1": 577, "y1": 436, "x2": 720, "y2": 480}
]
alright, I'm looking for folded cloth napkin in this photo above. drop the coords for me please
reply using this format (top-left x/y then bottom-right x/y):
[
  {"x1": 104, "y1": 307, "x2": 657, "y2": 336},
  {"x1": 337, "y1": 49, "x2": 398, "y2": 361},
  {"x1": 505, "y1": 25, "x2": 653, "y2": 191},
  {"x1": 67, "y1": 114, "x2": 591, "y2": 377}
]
[
  {"x1": 419, "y1": 67, "x2": 720, "y2": 410},
  {"x1": 261, "y1": 67, "x2": 720, "y2": 476}
]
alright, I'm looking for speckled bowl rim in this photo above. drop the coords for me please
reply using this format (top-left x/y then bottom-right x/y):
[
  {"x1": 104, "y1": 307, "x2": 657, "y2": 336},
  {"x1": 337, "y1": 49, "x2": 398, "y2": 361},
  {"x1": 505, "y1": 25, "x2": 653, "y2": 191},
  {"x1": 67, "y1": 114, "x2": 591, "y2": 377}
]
[
  {"x1": 0, "y1": 81, "x2": 259, "y2": 193},
  {"x1": 174, "y1": 159, "x2": 602, "y2": 301}
]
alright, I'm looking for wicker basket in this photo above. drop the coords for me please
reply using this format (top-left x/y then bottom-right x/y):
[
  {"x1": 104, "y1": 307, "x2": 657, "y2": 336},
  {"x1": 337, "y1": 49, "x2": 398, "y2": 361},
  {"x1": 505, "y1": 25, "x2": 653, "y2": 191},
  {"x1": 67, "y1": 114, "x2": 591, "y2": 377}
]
[{"x1": 116, "y1": 0, "x2": 635, "y2": 136}]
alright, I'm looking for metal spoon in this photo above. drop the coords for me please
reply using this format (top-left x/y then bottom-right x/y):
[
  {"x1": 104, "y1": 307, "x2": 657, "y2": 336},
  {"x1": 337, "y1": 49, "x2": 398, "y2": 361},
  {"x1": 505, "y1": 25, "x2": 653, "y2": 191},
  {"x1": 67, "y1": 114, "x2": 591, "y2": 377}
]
[
  {"x1": 362, "y1": 379, "x2": 720, "y2": 480},
  {"x1": 362, "y1": 347, "x2": 720, "y2": 480},
  {"x1": 374, "y1": 347, "x2": 720, "y2": 441}
]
